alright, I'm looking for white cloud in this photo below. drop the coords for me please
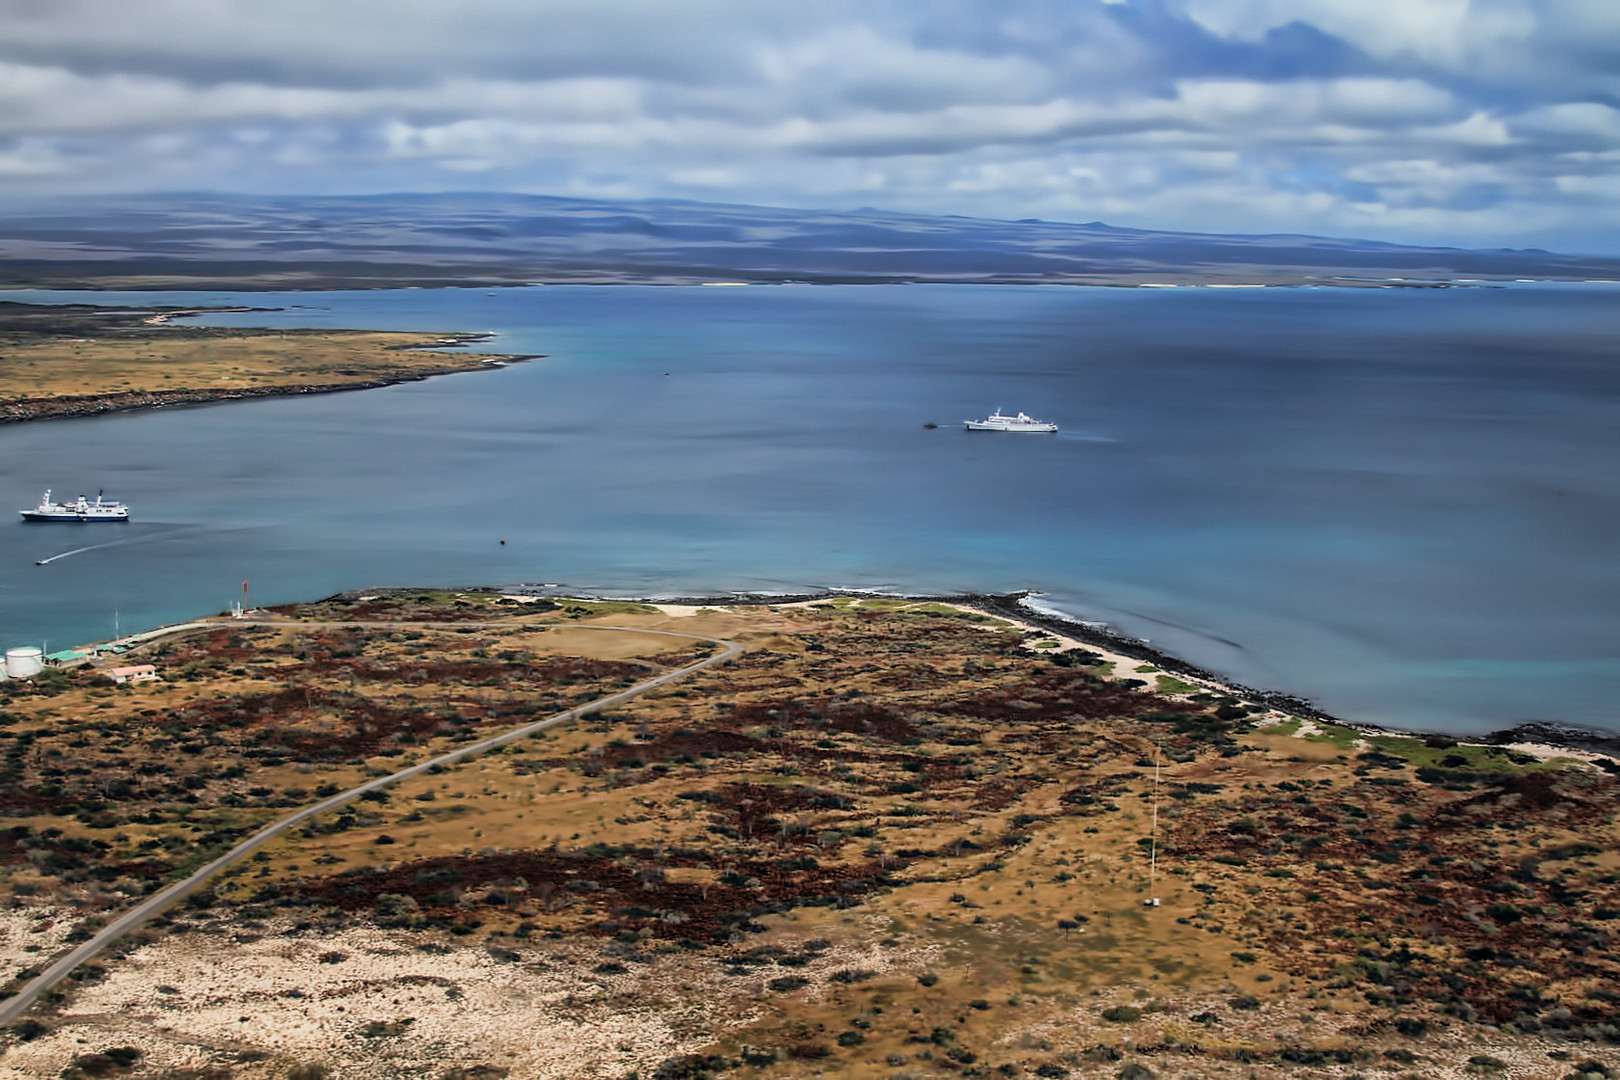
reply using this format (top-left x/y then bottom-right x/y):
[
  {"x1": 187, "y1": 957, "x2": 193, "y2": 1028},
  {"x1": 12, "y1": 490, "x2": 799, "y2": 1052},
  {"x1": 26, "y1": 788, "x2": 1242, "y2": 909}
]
[
  {"x1": 0, "y1": 2, "x2": 1613, "y2": 250},
  {"x1": 1174, "y1": 77, "x2": 1457, "y2": 129},
  {"x1": 0, "y1": 135, "x2": 72, "y2": 176},
  {"x1": 754, "y1": 24, "x2": 1052, "y2": 109},
  {"x1": 1412, "y1": 111, "x2": 1513, "y2": 148},
  {"x1": 1178, "y1": 0, "x2": 1532, "y2": 68},
  {"x1": 0, "y1": 62, "x2": 655, "y2": 137},
  {"x1": 1511, "y1": 102, "x2": 1620, "y2": 145}
]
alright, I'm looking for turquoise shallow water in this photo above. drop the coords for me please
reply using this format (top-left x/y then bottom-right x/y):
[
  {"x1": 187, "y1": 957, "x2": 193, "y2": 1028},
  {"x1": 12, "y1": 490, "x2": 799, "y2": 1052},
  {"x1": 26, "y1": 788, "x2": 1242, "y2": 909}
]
[{"x1": 2, "y1": 283, "x2": 1617, "y2": 734}]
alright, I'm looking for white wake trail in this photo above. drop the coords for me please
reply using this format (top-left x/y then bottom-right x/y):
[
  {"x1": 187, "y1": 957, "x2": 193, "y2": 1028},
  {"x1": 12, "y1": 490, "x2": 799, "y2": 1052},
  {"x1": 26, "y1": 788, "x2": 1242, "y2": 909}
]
[{"x1": 34, "y1": 526, "x2": 221, "y2": 566}]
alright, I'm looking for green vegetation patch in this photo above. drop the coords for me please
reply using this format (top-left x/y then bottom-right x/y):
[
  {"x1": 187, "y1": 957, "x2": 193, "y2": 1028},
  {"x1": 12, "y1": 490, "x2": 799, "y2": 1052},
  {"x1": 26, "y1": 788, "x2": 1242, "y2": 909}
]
[
  {"x1": 1303, "y1": 723, "x2": 1362, "y2": 751},
  {"x1": 1154, "y1": 674, "x2": 1199, "y2": 696},
  {"x1": 548, "y1": 599, "x2": 661, "y2": 618},
  {"x1": 1365, "y1": 736, "x2": 1537, "y2": 773}
]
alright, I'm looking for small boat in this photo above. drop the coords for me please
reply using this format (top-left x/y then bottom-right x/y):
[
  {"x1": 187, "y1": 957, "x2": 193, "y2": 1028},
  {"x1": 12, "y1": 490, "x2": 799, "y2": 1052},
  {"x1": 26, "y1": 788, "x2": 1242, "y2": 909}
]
[
  {"x1": 20, "y1": 490, "x2": 131, "y2": 523},
  {"x1": 964, "y1": 409, "x2": 1058, "y2": 433}
]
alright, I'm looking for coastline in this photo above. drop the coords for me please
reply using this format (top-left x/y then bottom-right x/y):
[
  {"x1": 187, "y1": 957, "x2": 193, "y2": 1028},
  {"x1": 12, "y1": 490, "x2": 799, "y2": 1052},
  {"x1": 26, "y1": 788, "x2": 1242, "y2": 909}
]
[
  {"x1": 10, "y1": 585, "x2": 1619, "y2": 1076},
  {"x1": 0, "y1": 351, "x2": 538, "y2": 425},
  {"x1": 198, "y1": 584, "x2": 1620, "y2": 762},
  {"x1": 6, "y1": 288, "x2": 1609, "y2": 755},
  {"x1": 0, "y1": 300, "x2": 541, "y2": 424}
]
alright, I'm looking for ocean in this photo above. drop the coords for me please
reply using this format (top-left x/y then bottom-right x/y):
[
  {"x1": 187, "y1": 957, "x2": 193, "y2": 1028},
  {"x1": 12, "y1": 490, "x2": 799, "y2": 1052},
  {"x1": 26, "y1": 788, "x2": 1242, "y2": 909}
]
[{"x1": 1, "y1": 282, "x2": 1617, "y2": 734}]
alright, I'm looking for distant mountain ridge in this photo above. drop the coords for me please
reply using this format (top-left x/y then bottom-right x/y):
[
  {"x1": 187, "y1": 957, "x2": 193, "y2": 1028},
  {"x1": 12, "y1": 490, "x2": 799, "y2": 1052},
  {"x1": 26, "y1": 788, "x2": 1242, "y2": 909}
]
[{"x1": 0, "y1": 191, "x2": 1614, "y2": 290}]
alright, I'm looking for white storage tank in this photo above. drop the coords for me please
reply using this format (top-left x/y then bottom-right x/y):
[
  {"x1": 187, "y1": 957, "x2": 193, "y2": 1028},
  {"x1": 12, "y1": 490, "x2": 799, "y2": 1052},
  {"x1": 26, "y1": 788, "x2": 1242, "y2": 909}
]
[{"x1": 5, "y1": 647, "x2": 44, "y2": 679}]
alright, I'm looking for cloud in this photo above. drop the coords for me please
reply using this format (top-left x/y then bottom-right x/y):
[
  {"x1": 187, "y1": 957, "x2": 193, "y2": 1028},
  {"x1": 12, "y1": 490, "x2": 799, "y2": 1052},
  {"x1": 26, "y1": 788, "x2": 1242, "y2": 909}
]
[
  {"x1": 0, "y1": 135, "x2": 73, "y2": 176},
  {"x1": 1182, "y1": 0, "x2": 1494, "y2": 62},
  {"x1": 0, "y1": 0, "x2": 1614, "y2": 250}
]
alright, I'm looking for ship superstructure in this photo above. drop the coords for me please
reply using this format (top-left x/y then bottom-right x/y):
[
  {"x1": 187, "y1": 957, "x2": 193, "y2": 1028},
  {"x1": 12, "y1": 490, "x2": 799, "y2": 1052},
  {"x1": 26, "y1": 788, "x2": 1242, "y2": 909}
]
[
  {"x1": 19, "y1": 490, "x2": 131, "y2": 522},
  {"x1": 964, "y1": 409, "x2": 1058, "y2": 433}
]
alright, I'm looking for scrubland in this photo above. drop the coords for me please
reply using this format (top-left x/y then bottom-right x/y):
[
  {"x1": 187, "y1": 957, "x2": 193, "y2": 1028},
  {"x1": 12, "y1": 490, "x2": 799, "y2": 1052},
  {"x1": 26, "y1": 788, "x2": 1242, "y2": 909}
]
[
  {"x1": 0, "y1": 302, "x2": 522, "y2": 421},
  {"x1": 0, "y1": 591, "x2": 1615, "y2": 1080}
]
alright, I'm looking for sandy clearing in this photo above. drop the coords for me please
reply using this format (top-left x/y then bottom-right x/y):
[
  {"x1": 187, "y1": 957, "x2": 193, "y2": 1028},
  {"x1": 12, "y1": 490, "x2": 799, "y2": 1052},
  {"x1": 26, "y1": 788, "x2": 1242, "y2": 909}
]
[
  {"x1": 2, "y1": 925, "x2": 740, "y2": 1079},
  {"x1": 0, "y1": 910, "x2": 77, "y2": 986},
  {"x1": 1500, "y1": 741, "x2": 1616, "y2": 766},
  {"x1": 0, "y1": 922, "x2": 932, "y2": 1080}
]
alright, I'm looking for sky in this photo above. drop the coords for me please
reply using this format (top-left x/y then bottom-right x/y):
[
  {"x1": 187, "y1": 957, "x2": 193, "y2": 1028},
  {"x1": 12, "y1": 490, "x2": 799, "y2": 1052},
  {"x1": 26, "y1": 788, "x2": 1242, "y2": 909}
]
[{"x1": 1, "y1": 0, "x2": 1617, "y2": 251}]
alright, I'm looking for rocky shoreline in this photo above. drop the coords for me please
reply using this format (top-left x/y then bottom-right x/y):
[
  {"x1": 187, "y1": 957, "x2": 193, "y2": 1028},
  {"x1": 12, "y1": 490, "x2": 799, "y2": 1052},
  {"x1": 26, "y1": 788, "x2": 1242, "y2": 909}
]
[{"x1": 327, "y1": 584, "x2": 1619, "y2": 757}]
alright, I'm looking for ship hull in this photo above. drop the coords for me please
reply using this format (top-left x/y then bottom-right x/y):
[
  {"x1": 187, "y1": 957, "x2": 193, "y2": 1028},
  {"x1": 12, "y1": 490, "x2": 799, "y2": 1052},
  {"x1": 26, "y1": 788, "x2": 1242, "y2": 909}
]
[
  {"x1": 963, "y1": 421, "x2": 1058, "y2": 432},
  {"x1": 20, "y1": 512, "x2": 129, "y2": 522},
  {"x1": 963, "y1": 408, "x2": 1058, "y2": 433},
  {"x1": 19, "y1": 489, "x2": 131, "y2": 522}
]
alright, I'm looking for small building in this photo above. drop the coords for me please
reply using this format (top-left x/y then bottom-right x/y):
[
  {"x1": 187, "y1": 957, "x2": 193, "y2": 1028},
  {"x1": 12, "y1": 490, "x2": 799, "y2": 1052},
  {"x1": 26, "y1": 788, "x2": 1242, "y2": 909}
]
[
  {"x1": 105, "y1": 664, "x2": 158, "y2": 685},
  {"x1": 45, "y1": 649, "x2": 92, "y2": 666}
]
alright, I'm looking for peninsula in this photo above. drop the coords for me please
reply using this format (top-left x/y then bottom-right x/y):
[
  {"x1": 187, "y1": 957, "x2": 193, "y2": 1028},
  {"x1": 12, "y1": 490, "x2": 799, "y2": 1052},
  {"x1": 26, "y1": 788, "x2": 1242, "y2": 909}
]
[
  {"x1": 0, "y1": 301, "x2": 534, "y2": 424},
  {"x1": 0, "y1": 591, "x2": 1614, "y2": 1079}
]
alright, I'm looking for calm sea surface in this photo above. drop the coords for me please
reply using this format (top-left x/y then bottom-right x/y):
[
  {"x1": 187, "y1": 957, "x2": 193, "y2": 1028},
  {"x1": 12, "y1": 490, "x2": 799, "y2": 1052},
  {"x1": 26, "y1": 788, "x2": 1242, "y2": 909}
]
[{"x1": 2, "y1": 283, "x2": 1617, "y2": 734}]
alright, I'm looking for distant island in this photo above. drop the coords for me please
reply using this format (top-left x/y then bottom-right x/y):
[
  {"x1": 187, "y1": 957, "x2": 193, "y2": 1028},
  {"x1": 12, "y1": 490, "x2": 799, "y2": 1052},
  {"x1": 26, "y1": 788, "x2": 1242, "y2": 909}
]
[
  {"x1": 0, "y1": 301, "x2": 534, "y2": 424},
  {"x1": 2, "y1": 192, "x2": 1618, "y2": 291}
]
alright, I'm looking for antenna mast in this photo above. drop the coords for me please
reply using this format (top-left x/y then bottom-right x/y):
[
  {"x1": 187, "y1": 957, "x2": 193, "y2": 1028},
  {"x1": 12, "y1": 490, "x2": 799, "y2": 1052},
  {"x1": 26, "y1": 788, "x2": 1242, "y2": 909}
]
[{"x1": 1146, "y1": 741, "x2": 1161, "y2": 908}]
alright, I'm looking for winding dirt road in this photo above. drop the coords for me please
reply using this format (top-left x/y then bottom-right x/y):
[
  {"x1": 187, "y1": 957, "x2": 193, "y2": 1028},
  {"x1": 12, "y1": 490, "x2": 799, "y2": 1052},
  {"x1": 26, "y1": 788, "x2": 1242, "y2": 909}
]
[{"x1": 0, "y1": 617, "x2": 740, "y2": 1026}]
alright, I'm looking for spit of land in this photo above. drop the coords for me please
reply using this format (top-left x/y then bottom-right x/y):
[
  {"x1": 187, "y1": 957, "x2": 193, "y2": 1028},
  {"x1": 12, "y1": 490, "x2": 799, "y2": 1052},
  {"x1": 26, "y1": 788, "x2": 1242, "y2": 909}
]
[{"x1": 0, "y1": 301, "x2": 531, "y2": 423}]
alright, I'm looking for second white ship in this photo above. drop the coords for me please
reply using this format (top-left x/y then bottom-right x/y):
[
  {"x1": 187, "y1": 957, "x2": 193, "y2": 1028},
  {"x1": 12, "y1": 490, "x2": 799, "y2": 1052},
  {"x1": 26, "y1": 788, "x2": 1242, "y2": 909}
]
[{"x1": 964, "y1": 409, "x2": 1058, "y2": 433}]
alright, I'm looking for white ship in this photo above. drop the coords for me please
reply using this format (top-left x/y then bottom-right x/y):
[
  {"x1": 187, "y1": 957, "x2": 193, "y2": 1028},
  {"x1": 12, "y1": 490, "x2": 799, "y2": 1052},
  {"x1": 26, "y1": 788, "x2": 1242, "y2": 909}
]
[
  {"x1": 19, "y1": 490, "x2": 131, "y2": 523},
  {"x1": 964, "y1": 409, "x2": 1058, "y2": 433}
]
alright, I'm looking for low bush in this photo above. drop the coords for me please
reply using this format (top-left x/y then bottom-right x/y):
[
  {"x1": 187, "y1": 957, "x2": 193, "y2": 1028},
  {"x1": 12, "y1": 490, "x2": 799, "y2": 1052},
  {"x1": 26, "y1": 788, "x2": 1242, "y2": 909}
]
[
  {"x1": 652, "y1": 1055, "x2": 731, "y2": 1080},
  {"x1": 828, "y1": 968, "x2": 875, "y2": 984}
]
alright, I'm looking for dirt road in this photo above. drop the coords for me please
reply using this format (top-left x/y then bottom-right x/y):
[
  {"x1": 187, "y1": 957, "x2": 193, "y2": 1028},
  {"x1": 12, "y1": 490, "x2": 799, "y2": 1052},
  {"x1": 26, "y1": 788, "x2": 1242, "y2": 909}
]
[{"x1": 0, "y1": 619, "x2": 739, "y2": 1026}]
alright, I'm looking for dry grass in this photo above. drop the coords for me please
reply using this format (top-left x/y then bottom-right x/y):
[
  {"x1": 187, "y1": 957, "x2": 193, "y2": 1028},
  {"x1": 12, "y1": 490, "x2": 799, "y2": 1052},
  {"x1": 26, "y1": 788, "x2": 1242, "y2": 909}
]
[
  {"x1": 0, "y1": 597, "x2": 1615, "y2": 1079},
  {"x1": 1, "y1": 328, "x2": 503, "y2": 401}
]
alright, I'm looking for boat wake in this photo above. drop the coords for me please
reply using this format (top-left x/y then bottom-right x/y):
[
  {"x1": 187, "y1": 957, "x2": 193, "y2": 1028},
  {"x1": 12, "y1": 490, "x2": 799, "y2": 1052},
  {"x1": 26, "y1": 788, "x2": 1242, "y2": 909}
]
[
  {"x1": 34, "y1": 525, "x2": 260, "y2": 566},
  {"x1": 37, "y1": 534, "x2": 169, "y2": 566}
]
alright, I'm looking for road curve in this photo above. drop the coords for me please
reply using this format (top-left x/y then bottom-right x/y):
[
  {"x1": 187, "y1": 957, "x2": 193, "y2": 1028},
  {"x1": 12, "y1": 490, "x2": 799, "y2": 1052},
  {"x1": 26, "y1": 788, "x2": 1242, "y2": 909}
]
[{"x1": 0, "y1": 619, "x2": 740, "y2": 1026}]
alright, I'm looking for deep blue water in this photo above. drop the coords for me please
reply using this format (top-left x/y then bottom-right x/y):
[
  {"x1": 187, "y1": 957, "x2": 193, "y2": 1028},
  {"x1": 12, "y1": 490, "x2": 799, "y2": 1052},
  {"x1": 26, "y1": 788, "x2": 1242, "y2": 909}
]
[{"x1": 2, "y1": 283, "x2": 1617, "y2": 734}]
